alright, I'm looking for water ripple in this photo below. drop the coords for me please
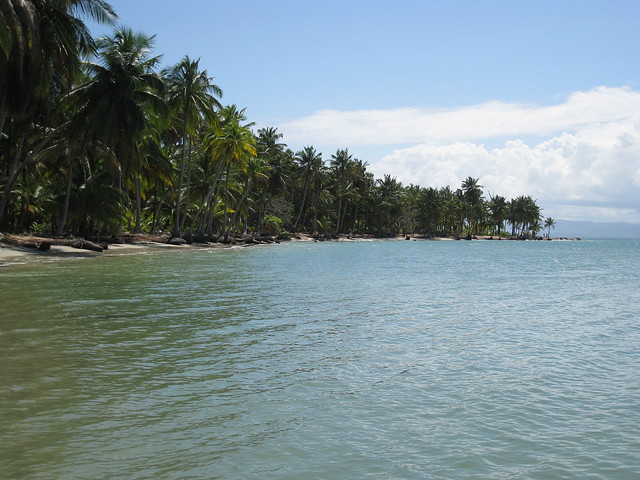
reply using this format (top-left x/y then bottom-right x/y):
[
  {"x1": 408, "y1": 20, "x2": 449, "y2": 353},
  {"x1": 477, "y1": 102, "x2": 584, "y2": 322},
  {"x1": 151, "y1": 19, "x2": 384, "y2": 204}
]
[{"x1": 1, "y1": 240, "x2": 639, "y2": 479}]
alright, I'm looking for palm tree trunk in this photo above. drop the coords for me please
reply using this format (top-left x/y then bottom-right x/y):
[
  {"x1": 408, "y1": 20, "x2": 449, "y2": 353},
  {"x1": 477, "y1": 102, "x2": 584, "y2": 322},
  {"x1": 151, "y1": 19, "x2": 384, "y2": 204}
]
[
  {"x1": 195, "y1": 157, "x2": 226, "y2": 236},
  {"x1": 55, "y1": 163, "x2": 73, "y2": 236},
  {"x1": 294, "y1": 176, "x2": 310, "y2": 230},
  {"x1": 134, "y1": 176, "x2": 142, "y2": 233},
  {"x1": 220, "y1": 163, "x2": 232, "y2": 240},
  {"x1": 179, "y1": 137, "x2": 192, "y2": 231},
  {"x1": 226, "y1": 178, "x2": 253, "y2": 238},
  {"x1": 173, "y1": 113, "x2": 189, "y2": 237},
  {"x1": 335, "y1": 197, "x2": 343, "y2": 235},
  {"x1": 151, "y1": 186, "x2": 158, "y2": 233}
]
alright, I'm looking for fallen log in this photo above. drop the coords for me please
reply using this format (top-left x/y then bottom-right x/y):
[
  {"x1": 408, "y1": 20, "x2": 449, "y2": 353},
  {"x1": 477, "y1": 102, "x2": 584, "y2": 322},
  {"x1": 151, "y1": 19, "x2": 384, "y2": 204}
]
[{"x1": 70, "y1": 239, "x2": 104, "y2": 252}]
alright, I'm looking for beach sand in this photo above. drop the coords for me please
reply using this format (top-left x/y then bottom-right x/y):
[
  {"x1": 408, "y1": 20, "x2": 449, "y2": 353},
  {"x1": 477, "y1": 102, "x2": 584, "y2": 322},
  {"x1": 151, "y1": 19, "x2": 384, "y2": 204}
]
[
  {"x1": 0, "y1": 232, "x2": 523, "y2": 265},
  {"x1": 0, "y1": 235, "x2": 220, "y2": 265}
]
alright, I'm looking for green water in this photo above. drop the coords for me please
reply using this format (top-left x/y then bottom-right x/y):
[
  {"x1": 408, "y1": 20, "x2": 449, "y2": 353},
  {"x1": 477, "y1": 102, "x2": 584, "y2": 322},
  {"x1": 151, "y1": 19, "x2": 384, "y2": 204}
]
[{"x1": 1, "y1": 240, "x2": 639, "y2": 479}]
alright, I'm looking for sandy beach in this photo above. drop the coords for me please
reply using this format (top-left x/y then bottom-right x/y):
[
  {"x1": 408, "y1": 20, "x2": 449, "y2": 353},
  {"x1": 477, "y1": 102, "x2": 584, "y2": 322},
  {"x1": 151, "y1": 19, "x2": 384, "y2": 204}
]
[
  {"x1": 1, "y1": 232, "x2": 556, "y2": 266},
  {"x1": 0, "y1": 235, "x2": 224, "y2": 265}
]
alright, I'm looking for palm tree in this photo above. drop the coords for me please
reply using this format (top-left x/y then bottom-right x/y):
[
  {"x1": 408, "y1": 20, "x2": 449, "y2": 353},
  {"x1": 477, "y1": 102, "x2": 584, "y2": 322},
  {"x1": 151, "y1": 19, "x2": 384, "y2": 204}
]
[
  {"x1": 0, "y1": 0, "x2": 116, "y2": 133},
  {"x1": 375, "y1": 175, "x2": 405, "y2": 236},
  {"x1": 293, "y1": 146, "x2": 322, "y2": 230},
  {"x1": 487, "y1": 194, "x2": 507, "y2": 236},
  {"x1": 509, "y1": 195, "x2": 541, "y2": 237},
  {"x1": 544, "y1": 217, "x2": 556, "y2": 239},
  {"x1": 461, "y1": 176, "x2": 484, "y2": 235},
  {"x1": 418, "y1": 187, "x2": 442, "y2": 235},
  {"x1": 68, "y1": 27, "x2": 165, "y2": 232},
  {"x1": 199, "y1": 107, "x2": 256, "y2": 237},
  {"x1": 330, "y1": 148, "x2": 355, "y2": 235},
  {"x1": 256, "y1": 127, "x2": 289, "y2": 196},
  {"x1": 227, "y1": 156, "x2": 271, "y2": 236},
  {"x1": 0, "y1": 0, "x2": 116, "y2": 229},
  {"x1": 163, "y1": 55, "x2": 222, "y2": 237},
  {"x1": 529, "y1": 219, "x2": 542, "y2": 238}
]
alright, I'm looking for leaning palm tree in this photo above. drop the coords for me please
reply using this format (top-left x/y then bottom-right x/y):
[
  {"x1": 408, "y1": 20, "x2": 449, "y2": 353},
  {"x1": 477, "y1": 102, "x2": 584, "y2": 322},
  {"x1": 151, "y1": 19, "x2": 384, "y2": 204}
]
[
  {"x1": 163, "y1": 55, "x2": 222, "y2": 237},
  {"x1": 198, "y1": 110, "x2": 256, "y2": 237},
  {"x1": 226, "y1": 156, "x2": 271, "y2": 237}
]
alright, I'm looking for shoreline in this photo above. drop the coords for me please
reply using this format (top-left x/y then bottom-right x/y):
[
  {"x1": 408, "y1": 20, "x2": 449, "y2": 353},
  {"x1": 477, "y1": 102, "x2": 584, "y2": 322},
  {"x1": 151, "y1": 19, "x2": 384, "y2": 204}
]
[{"x1": 0, "y1": 232, "x2": 579, "y2": 265}]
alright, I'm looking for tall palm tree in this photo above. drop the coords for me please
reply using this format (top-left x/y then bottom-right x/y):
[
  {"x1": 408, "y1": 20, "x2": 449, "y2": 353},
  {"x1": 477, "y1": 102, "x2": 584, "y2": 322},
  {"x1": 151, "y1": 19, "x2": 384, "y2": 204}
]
[
  {"x1": 330, "y1": 148, "x2": 355, "y2": 234},
  {"x1": 509, "y1": 195, "x2": 541, "y2": 237},
  {"x1": 461, "y1": 176, "x2": 484, "y2": 235},
  {"x1": 256, "y1": 127, "x2": 288, "y2": 196},
  {"x1": 72, "y1": 28, "x2": 164, "y2": 165},
  {"x1": 199, "y1": 108, "x2": 256, "y2": 237},
  {"x1": 293, "y1": 146, "x2": 323, "y2": 230},
  {"x1": 418, "y1": 187, "x2": 442, "y2": 235},
  {"x1": 544, "y1": 217, "x2": 556, "y2": 239},
  {"x1": 375, "y1": 174, "x2": 404, "y2": 236},
  {"x1": 163, "y1": 55, "x2": 222, "y2": 237},
  {"x1": 0, "y1": 0, "x2": 116, "y2": 228},
  {"x1": 487, "y1": 194, "x2": 507, "y2": 236},
  {"x1": 68, "y1": 27, "x2": 165, "y2": 232},
  {"x1": 227, "y1": 156, "x2": 271, "y2": 237}
]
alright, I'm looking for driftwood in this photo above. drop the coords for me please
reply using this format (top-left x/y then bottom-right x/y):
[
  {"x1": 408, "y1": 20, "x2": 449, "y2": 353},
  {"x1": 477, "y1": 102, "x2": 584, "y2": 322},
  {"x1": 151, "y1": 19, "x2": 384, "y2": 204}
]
[{"x1": 70, "y1": 239, "x2": 104, "y2": 252}]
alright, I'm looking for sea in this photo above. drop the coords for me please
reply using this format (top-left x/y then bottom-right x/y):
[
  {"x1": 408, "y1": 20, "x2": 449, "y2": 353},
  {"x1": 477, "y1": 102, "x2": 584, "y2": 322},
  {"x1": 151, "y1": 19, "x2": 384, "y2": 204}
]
[{"x1": 1, "y1": 238, "x2": 639, "y2": 479}]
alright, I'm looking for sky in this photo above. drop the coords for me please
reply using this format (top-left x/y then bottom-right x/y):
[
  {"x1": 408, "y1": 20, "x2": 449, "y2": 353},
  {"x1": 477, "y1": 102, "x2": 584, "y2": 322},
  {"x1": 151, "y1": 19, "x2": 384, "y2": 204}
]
[{"x1": 88, "y1": 0, "x2": 640, "y2": 224}]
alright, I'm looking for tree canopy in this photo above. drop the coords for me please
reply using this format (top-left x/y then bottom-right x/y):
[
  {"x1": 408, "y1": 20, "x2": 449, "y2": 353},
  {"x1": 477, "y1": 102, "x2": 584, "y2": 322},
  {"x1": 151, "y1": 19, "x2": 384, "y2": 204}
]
[{"x1": 0, "y1": 1, "x2": 549, "y2": 241}]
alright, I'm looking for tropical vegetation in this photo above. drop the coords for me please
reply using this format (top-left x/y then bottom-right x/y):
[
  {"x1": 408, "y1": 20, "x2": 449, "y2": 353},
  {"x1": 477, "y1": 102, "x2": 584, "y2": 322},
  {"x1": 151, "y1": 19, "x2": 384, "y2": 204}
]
[{"x1": 0, "y1": 1, "x2": 551, "y2": 242}]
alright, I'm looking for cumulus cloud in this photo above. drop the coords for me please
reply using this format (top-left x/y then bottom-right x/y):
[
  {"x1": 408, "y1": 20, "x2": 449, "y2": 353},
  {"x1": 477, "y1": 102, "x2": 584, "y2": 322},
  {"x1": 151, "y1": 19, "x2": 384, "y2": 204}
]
[
  {"x1": 277, "y1": 86, "x2": 640, "y2": 223},
  {"x1": 371, "y1": 123, "x2": 640, "y2": 222},
  {"x1": 280, "y1": 86, "x2": 640, "y2": 146}
]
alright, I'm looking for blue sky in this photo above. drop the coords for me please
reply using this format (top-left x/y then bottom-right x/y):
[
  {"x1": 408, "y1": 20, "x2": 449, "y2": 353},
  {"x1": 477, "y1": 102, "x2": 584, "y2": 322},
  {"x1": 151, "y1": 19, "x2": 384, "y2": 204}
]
[{"x1": 89, "y1": 0, "x2": 640, "y2": 223}]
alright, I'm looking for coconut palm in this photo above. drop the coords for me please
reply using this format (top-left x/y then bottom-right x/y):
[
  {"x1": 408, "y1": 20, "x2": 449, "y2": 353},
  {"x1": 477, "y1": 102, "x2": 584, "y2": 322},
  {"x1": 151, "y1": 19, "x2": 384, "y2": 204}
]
[
  {"x1": 226, "y1": 156, "x2": 271, "y2": 236},
  {"x1": 375, "y1": 174, "x2": 405, "y2": 236},
  {"x1": 68, "y1": 27, "x2": 165, "y2": 232},
  {"x1": 71, "y1": 28, "x2": 164, "y2": 166},
  {"x1": 199, "y1": 108, "x2": 256, "y2": 237},
  {"x1": 487, "y1": 194, "x2": 508, "y2": 236},
  {"x1": 256, "y1": 127, "x2": 290, "y2": 196},
  {"x1": 544, "y1": 217, "x2": 556, "y2": 239},
  {"x1": 0, "y1": 0, "x2": 116, "y2": 133},
  {"x1": 163, "y1": 55, "x2": 222, "y2": 236},
  {"x1": 330, "y1": 148, "x2": 356, "y2": 234},
  {"x1": 418, "y1": 187, "x2": 442, "y2": 235},
  {"x1": 293, "y1": 146, "x2": 323, "y2": 230},
  {"x1": 461, "y1": 176, "x2": 484, "y2": 234},
  {"x1": 509, "y1": 195, "x2": 541, "y2": 237},
  {"x1": 0, "y1": 0, "x2": 116, "y2": 228}
]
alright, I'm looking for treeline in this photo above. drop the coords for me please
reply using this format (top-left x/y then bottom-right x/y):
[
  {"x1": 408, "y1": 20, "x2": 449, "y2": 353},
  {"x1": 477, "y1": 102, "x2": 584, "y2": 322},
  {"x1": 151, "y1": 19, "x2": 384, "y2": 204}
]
[{"x1": 0, "y1": 2, "x2": 553, "y2": 241}]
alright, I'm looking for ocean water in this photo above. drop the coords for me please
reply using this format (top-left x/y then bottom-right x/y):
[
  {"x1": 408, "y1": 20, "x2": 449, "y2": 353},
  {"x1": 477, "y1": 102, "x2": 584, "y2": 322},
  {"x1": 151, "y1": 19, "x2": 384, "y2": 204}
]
[{"x1": 1, "y1": 239, "x2": 639, "y2": 479}]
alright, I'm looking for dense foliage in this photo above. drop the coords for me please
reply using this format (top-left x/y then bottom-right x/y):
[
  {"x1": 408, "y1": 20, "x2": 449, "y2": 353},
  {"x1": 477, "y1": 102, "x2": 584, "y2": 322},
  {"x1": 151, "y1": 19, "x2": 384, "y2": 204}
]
[{"x1": 1, "y1": 1, "x2": 550, "y2": 240}]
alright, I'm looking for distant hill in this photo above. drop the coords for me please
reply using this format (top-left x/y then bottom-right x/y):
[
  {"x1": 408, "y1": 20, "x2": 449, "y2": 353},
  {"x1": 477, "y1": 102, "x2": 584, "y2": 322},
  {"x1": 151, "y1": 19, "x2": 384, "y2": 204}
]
[{"x1": 553, "y1": 220, "x2": 640, "y2": 239}]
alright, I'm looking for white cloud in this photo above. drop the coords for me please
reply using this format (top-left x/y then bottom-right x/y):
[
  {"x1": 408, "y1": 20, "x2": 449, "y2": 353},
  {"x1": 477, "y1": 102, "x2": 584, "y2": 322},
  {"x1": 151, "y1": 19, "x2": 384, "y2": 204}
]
[
  {"x1": 280, "y1": 86, "x2": 640, "y2": 145},
  {"x1": 371, "y1": 121, "x2": 640, "y2": 223},
  {"x1": 276, "y1": 86, "x2": 640, "y2": 223}
]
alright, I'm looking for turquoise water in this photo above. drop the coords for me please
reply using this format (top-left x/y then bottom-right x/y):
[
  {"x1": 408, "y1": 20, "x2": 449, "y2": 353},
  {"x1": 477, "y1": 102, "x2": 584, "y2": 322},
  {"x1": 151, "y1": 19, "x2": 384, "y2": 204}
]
[{"x1": 1, "y1": 239, "x2": 639, "y2": 479}]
